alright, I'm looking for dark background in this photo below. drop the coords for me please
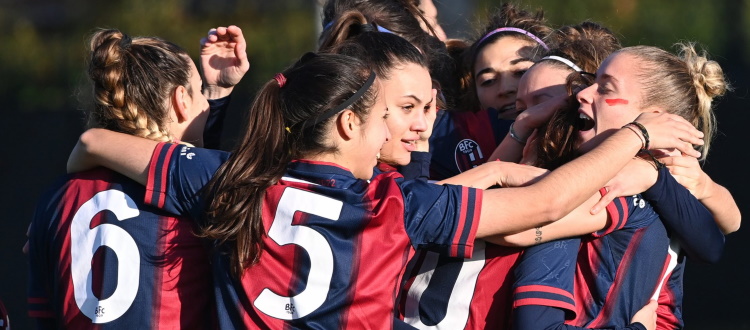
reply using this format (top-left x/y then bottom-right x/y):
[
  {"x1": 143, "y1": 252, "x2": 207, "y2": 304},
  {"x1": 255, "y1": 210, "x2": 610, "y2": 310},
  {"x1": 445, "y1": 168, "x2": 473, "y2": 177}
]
[{"x1": 1, "y1": 0, "x2": 748, "y2": 328}]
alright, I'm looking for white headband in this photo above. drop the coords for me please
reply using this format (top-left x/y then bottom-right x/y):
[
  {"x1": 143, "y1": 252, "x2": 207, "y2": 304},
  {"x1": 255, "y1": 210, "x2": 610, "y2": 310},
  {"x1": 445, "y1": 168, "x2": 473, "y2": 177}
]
[{"x1": 541, "y1": 56, "x2": 582, "y2": 72}]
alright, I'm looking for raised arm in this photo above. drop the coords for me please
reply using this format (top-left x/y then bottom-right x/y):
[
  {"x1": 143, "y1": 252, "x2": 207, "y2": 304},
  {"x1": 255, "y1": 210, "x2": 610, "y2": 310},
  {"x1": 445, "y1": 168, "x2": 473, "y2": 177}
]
[{"x1": 200, "y1": 25, "x2": 250, "y2": 100}]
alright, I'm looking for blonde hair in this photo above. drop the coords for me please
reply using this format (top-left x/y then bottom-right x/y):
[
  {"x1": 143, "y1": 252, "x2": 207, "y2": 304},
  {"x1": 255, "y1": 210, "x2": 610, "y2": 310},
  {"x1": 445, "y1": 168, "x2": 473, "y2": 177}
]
[
  {"x1": 617, "y1": 43, "x2": 729, "y2": 159},
  {"x1": 87, "y1": 28, "x2": 192, "y2": 143}
]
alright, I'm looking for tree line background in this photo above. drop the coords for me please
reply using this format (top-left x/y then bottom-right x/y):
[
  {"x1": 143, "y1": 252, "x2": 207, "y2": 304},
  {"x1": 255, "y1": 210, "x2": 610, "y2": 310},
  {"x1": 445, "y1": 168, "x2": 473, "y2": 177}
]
[{"x1": 1, "y1": 0, "x2": 747, "y2": 328}]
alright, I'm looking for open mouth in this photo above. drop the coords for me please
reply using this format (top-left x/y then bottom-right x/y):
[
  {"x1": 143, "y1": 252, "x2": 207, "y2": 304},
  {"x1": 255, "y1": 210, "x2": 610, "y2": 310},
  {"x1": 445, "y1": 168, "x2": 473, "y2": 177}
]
[
  {"x1": 577, "y1": 112, "x2": 595, "y2": 131},
  {"x1": 402, "y1": 139, "x2": 417, "y2": 152}
]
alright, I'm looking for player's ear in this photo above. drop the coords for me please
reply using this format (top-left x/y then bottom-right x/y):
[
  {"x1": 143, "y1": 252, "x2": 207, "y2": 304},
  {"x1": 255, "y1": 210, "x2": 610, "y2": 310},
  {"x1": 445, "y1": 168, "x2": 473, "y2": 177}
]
[
  {"x1": 171, "y1": 85, "x2": 190, "y2": 123},
  {"x1": 336, "y1": 109, "x2": 360, "y2": 141}
]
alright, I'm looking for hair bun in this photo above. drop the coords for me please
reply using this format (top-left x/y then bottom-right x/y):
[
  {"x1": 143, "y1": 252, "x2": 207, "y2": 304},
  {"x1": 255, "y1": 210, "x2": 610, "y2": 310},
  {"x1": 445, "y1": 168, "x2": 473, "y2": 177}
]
[{"x1": 678, "y1": 42, "x2": 728, "y2": 99}]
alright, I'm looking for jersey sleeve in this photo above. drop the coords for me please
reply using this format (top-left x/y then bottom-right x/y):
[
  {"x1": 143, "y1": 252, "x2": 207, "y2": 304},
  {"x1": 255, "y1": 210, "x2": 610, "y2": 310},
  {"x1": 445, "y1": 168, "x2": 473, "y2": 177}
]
[
  {"x1": 400, "y1": 180, "x2": 482, "y2": 259},
  {"x1": 592, "y1": 192, "x2": 655, "y2": 237},
  {"x1": 204, "y1": 95, "x2": 231, "y2": 149},
  {"x1": 145, "y1": 142, "x2": 230, "y2": 219},
  {"x1": 512, "y1": 305, "x2": 647, "y2": 330},
  {"x1": 642, "y1": 166, "x2": 724, "y2": 264},
  {"x1": 512, "y1": 238, "x2": 579, "y2": 317}
]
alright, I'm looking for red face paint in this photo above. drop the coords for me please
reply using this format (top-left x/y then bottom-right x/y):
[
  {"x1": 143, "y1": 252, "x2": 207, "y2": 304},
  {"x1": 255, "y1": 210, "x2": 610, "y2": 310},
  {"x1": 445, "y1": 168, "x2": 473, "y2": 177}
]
[{"x1": 605, "y1": 98, "x2": 629, "y2": 106}]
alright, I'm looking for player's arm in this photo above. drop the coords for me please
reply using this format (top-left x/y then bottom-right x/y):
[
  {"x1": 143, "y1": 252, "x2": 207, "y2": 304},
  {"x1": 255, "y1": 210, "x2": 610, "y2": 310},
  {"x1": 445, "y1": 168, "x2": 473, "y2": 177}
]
[
  {"x1": 475, "y1": 112, "x2": 704, "y2": 238},
  {"x1": 68, "y1": 128, "x2": 159, "y2": 185},
  {"x1": 641, "y1": 166, "x2": 725, "y2": 263},
  {"x1": 512, "y1": 305, "x2": 653, "y2": 330},
  {"x1": 489, "y1": 95, "x2": 569, "y2": 163},
  {"x1": 659, "y1": 155, "x2": 740, "y2": 234},
  {"x1": 437, "y1": 160, "x2": 548, "y2": 189},
  {"x1": 485, "y1": 191, "x2": 610, "y2": 246}
]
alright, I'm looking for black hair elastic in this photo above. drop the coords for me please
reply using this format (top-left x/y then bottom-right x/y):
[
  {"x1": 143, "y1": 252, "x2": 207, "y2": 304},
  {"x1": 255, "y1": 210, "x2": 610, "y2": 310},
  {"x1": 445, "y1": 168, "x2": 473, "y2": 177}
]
[
  {"x1": 119, "y1": 34, "x2": 132, "y2": 50},
  {"x1": 301, "y1": 71, "x2": 377, "y2": 129}
]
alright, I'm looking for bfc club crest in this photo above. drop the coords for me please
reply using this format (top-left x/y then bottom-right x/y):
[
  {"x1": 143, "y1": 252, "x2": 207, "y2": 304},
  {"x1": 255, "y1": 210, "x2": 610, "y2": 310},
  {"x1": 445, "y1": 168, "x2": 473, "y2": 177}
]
[{"x1": 454, "y1": 139, "x2": 484, "y2": 173}]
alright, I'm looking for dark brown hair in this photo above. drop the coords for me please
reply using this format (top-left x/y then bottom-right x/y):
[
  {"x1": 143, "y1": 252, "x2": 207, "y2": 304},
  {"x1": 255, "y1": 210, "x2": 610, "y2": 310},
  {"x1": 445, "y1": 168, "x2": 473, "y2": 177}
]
[
  {"x1": 201, "y1": 53, "x2": 378, "y2": 276},
  {"x1": 533, "y1": 22, "x2": 622, "y2": 169},
  {"x1": 87, "y1": 28, "x2": 192, "y2": 142},
  {"x1": 459, "y1": 3, "x2": 553, "y2": 112},
  {"x1": 321, "y1": 0, "x2": 458, "y2": 108}
]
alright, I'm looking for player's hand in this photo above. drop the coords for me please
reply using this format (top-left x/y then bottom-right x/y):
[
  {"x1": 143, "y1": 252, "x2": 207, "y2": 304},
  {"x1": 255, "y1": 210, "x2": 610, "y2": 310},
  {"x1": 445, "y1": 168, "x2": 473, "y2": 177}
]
[
  {"x1": 590, "y1": 157, "x2": 658, "y2": 214},
  {"x1": 631, "y1": 300, "x2": 658, "y2": 330},
  {"x1": 658, "y1": 154, "x2": 710, "y2": 199},
  {"x1": 200, "y1": 25, "x2": 250, "y2": 99},
  {"x1": 495, "y1": 161, "x2": 549, "y2": 187},
  {"x1": 416, "y1": 88, "x2": 438, "y2": 152},
  {"x1": 633, "y1": 112, "x2": 703, "y2": 158},
  {"x1": 512, "y1": 94, "x2": 570, "y2": 140}
]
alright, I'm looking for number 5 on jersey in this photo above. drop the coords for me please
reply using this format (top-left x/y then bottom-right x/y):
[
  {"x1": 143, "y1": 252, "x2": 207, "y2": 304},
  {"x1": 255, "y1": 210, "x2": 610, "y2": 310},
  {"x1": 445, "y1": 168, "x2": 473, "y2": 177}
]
[{"x1": 254, "y1": 188, "x2": 343, "y2": 320}]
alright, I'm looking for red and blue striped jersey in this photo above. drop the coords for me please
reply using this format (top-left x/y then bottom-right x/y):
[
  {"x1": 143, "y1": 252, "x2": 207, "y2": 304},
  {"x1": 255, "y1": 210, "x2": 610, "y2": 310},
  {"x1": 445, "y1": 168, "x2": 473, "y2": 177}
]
[
  {"x1": 146, "y1": 143, "x2": 483, "y2": 329},
  {"x1": 511, "y1": 194, "x2": 672, "y2": 328},
  {"x1": 397, "y1": 241, "x2": 522, "y2": 329},
  {"x1": 27, "y1": 168, "x2": 213, "y2": 329},
  {"x1": 571, "y1": 195, "x2": 673, "y2": 328},
  {"x1": 428, "y1": 108, "x2": 512, "y2": 180}
]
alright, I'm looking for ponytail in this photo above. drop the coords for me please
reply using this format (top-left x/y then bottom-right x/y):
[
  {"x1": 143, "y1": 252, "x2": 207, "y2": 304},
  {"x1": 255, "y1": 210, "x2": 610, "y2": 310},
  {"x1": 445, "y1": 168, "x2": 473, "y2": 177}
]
[
  {"x1": 87, "y1": 28, "x2": 191, "y2": 143},
  {"x1": 202, "y1": 80, "x2": 289, "y2": 276},
  {"x1": 202, "y1": 53, "x2": 378, "y2": 277}
]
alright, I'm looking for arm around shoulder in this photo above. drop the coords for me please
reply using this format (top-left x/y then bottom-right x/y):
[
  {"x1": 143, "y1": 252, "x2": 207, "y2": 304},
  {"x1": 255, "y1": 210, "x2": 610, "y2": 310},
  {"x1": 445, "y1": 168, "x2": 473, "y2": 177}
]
[{"x1": 67, "y1": 128, "x2": 160, "y2": 185}]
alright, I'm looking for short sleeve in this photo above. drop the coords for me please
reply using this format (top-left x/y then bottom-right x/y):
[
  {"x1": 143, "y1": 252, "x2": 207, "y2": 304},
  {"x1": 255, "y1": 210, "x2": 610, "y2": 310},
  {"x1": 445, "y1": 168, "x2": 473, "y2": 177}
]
[
  {"x1": 145, "y1": 143, "x2": 229, "y2": 219},
  {"x1": 512, "y1": 238, "x2": 579, "y2": 317},
  {"x1": 400, "y1": 180, "x2": 482, "y2": 259},
  {"x1": 593, "y1": 192, "x2": 655, "y2": 237}
]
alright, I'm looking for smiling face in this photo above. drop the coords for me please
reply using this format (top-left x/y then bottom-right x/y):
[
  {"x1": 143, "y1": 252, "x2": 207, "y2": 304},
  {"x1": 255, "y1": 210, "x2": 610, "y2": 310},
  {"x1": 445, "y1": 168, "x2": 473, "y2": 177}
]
[
  {"x1": 474, "y1": 36, "x2": 537, "y2": 119},
  {"x1": 378, "y1": 62, "x2": 433, "y2": 166},
  {"x1": 576, "y1": 52, "x2": 645, "y2": 152},
  {"x1": 516, "y1": 61, "x2": 570, "y2": 112}
]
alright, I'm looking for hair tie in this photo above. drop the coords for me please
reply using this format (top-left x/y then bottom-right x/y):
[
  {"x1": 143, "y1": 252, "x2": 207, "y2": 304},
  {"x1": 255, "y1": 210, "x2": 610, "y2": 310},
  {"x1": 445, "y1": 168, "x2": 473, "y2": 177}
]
[
  {"x1": 119, "y1": 34, "x2": 132, "y2": 50},
  {"x1": 376, "y1": 25, "x2": 394, "y2": 34},
  {"x1": 360, "y1": 23, "x2": 376, "y2": 33},
  {"x1": 274, "y1": 73, "x2": 287, "y2": 88},
  {"x1": 477, "y1": 27, "x2": 549, "y2": 51},
  {"x1": 541, "y1": 56, "x2": 582, "y2": 72},
  {"x1": 301, "y1": 70, "x2": 377, "y2": 129}
]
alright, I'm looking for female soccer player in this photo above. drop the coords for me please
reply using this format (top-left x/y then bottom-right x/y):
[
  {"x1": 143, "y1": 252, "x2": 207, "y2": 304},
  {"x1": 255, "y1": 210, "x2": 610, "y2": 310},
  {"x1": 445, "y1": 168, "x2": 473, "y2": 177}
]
[
  {"x1": 507, "y1": 41, "x2": 739, "y2": 329},
  {"x1": 429, "y1": 3, "x2": 553, "y2": 179},
  {"x1": 397, "y1": 21, "x2": 621, "y2": 329},
  {"x1": 67, "y1": 51, "x2": 703, "y2": 330},
  {"x1": 27, "y1": 26, "x2": 248, "y2": 328}
]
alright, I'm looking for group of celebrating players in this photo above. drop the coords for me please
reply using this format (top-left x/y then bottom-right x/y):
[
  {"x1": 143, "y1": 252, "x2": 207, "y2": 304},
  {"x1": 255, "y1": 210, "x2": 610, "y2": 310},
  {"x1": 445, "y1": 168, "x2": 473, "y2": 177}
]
[{"x1": 26, "y1": 0, "x2": 740, "y2": 329}]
